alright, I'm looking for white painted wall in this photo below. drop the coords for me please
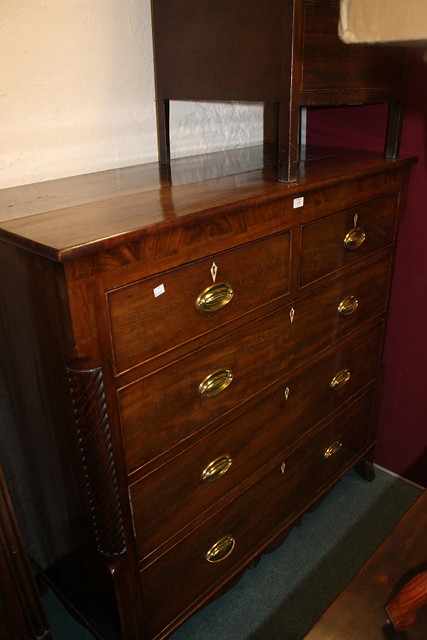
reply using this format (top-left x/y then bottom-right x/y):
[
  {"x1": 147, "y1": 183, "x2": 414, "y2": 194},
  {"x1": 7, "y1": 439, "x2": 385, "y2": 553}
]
[{"x1": 0, "y1": 0, "x2": 263, "y2": 188}]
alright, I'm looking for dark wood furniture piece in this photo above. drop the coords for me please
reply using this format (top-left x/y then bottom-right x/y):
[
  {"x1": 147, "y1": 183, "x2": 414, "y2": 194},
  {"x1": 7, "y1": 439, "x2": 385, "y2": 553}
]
[
  {"x1": 0, "y1": 467, "x2": 52, "y2": 640},
  {"x1": 303, "y1": 490, "x2": 427, "y2": 640},
  {"x1": 151, "y1": 0, "x2": 407, "y2": 181},
  {"x1": 387, "y1": 569, "x2": 427, "y2": 634},
  {"x1": 0, "y1": 145, "x2": 415, "y2": 639}
]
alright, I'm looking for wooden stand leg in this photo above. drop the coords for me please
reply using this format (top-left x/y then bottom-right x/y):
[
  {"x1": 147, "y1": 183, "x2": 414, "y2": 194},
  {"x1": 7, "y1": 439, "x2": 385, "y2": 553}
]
[
  {"x1": 277, "y1": 0, "x2": 301, "y2": 184},
  {"x1": 277, "y1": 100, "x2": 299, "y2": 183},
  {"x1": 385, "y1": 100, "x2": 403, "y2": 159},
  {"x1": 156, "y1": 98, "x2": 171, "y2": 164},
  {"x1": 355, "y1": 458, "x2": 376, "y2": 482}
]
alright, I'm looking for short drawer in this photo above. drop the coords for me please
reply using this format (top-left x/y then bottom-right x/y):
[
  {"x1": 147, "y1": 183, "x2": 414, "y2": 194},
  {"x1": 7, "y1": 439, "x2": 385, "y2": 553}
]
[
  {"x1": 299, "y1": 194, "x2": 397, "y2": 287},
  {"x1": 106, "y1": 232, "x2": 291, "y2": 374},
  {"x1": 140, "y1": 391, "x2": 374, "y2": 638},
  {"x1": 130, "y1": 322, "x2": 383, "y2": 558},
  {"x1": 119, "y1": 254, "x2": 390, "y2": 472}
]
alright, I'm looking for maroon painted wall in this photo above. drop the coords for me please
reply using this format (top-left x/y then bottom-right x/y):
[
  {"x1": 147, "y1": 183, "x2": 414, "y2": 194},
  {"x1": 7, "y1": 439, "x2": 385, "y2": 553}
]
[{"x1": 307, "y1": 48, "x2": 427, "y2": 487}]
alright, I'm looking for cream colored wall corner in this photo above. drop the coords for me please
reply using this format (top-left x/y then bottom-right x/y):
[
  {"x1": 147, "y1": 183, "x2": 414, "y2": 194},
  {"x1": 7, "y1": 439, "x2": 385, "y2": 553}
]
[{"x1": 0, "y1": 0, "x2": 263, "y2": 189}]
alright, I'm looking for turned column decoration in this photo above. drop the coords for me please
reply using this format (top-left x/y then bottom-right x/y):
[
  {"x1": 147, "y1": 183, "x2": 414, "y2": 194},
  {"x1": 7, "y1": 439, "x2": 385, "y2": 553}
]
[{"x1": 66, "y1": 366, "x2": 127, "y2": 557}]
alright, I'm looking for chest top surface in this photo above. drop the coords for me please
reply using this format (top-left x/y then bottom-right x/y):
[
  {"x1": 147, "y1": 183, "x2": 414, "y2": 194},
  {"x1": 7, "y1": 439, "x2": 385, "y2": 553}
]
[{"x1": 0, "y1": 146, "x2": 415, "y2": 262}]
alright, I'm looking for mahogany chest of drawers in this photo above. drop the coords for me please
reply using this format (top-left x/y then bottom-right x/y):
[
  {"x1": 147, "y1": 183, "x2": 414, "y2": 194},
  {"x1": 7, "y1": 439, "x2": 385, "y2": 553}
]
[{"x1": 0, "y1": 146, "x2": 415, "y2": 639}]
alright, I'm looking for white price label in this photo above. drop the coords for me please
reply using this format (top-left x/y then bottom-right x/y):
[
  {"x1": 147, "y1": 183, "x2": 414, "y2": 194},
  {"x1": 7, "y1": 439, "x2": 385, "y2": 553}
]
[{"x1": 153, "y1": 284, "x2": 165, "y2": 298}]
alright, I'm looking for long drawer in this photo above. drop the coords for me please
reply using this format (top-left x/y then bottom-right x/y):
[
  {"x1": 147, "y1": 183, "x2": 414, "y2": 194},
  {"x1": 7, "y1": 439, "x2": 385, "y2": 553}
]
[
  {"x1": 299, "y1": 194, "x2": 397, "y2": 287},
  {"x1": 130, "y1": 322, "x2": 383, "y2": 559},
  {"x1": 107, "y1": 232, "x2": 291, "y2": 374},
  {"x1": 140, "y1": 391, "x2": 374, "y2": 639},
  {"x1": 119, "y1": 254, "x2": 391, "y2": 472}
]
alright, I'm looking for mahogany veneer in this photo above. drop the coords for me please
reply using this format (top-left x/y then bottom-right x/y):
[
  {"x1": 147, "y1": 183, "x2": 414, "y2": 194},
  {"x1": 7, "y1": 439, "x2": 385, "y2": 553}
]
[{"x1": 0, "y1": 146, "x2": 416, "y2": 638}]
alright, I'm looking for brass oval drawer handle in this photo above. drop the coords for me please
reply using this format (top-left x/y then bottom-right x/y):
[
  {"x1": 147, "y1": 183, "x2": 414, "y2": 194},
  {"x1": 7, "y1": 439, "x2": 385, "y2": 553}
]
[
  {"x1": 343, "y1": 226, "x2": 366, "y2": 250},
  {"x1": 205, "y1": 535, "x2": 235, "y2": 563},
  {"x1": 337, "y1": 295, "x2": 359, "y2": 316},
  {"x1": 324, "y1": 441, "x2": 343, "y2": 459},
  {"x1": 196, "y1": 283, "x2": 234, "y2": 313},
  {"x1": 330, "y1": 368, "x2": 351, "y2": 390},
  {"x1": 201, "y1": 454, "x2": 233, "y2": 484},
  {"x1": 198, "y1": 369, "x2": 233, "y2": 398}
]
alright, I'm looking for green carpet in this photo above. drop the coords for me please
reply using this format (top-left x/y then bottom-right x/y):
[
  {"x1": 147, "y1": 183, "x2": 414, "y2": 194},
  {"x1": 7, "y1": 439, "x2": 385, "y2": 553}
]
[{"x1": 42, "y1": 467, "x2": 422, "y2": 639}]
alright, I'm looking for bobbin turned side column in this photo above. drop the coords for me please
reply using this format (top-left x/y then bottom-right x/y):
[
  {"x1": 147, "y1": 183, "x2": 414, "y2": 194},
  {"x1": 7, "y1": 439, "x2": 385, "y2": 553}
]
[
  {"x1": 66, "y1": 366, "x2": 127, "y2": 558},
  {"x1": 66, "y1": 364, "x2": 146, "y2": 639}
]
